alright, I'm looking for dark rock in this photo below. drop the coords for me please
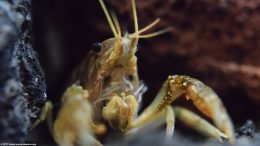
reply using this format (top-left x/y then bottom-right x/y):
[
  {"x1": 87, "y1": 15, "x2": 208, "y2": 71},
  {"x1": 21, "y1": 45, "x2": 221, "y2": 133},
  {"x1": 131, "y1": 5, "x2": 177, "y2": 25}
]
[
  {"x1": 236, "y1": 120, "x2": 256, "y2": 138},
  {"x1": 0, "y1": 0, "x2": 46, "y2": 143}
]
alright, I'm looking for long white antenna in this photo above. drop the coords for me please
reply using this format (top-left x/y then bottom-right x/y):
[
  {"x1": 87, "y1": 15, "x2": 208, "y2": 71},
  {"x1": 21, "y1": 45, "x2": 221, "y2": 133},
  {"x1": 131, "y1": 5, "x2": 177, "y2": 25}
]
[
  {"x1": 99, "y1": 0, "x2": 118, "y2": 37},
  {"x1": 131, "y1": 0, "x2": 139, "y2": 35}
]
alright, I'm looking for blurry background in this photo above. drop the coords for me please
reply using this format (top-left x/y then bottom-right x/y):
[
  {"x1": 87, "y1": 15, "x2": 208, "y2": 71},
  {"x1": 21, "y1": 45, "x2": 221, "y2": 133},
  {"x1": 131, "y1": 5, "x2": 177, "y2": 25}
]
[{"x1": 30, "y1": 0, "x2": 260, "y2": 145}]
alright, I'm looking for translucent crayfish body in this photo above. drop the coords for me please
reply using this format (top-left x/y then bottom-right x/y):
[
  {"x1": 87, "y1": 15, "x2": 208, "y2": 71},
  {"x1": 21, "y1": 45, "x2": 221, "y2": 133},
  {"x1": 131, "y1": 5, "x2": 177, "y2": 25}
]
[{"x1": 31, "y1": 0, "x2": 235, "y2": 145}]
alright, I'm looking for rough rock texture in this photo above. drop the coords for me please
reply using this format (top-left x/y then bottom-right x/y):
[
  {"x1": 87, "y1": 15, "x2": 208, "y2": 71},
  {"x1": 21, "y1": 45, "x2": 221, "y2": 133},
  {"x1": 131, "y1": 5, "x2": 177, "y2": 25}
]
[
  {"x1": 0, "y1": 0, "x2": 46, "y2": 143},
  {"x1": 236, "y1": 120, "x2": 256, "y2": 138}
]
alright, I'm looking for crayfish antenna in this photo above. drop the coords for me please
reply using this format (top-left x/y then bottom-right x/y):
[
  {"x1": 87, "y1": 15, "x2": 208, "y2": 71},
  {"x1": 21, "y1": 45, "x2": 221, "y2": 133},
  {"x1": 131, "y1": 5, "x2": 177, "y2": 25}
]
[
  {"x1": 129, "y1": 0, "x2": 172, "y2": 40},
  {"x1": 138, "y1": 27, "x2": 173, "y2": 38},
  {"x1": 132, "y1": 0, "x2": 139, "y2": 36},
  {"x1": 99, "y1": 0, "x2": 172, "y2": 46},
  {"x1": 111, "y1": 11, "x2": 122, "y2": 37},
  {"x1": 138, "y1": 18, "x2": 161, "y2": 34},
  {"x1": 128, "y1": 0, "x2": 140, "y2": 49},
  {"x1": 99, "y1": 0, "x2": 119, "y2": 38}
]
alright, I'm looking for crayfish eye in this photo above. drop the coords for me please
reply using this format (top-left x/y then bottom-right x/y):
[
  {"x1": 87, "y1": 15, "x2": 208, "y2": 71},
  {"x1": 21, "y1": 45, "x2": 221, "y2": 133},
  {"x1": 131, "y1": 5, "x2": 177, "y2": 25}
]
[
  {"x1": 104, "y1": 76, "x2": 111, "y2": 86},
  {"x1": 91, "y1": 42, "x2": 102, "y2": 53},
  {"x1": 127, "y1": 74, "x2": 134, "y2": 81}
]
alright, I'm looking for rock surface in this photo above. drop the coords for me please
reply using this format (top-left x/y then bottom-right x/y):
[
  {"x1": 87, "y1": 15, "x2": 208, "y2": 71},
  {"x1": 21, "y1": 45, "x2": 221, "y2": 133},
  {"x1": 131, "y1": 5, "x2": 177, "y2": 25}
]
[{"x1": 0, "y1": 0, "x2": 46, "y2": 142}]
